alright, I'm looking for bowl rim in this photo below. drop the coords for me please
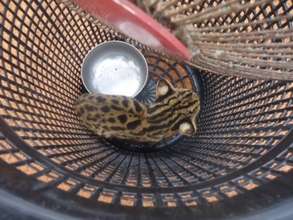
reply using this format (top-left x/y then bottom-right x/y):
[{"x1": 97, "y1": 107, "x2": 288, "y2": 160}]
[{"x1": 81, "y1": 40, "x2": 149, "y2": 97}]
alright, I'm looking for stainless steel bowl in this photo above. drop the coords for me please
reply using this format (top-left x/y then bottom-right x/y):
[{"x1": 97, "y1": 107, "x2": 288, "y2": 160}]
[{"x1": 81, "y1": 41, "x2": 148, "y2": 97}]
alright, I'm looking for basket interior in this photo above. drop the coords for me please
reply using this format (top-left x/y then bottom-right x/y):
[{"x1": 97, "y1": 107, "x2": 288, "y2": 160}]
[{"x1": 0, "y1": 0, "x2": 292, "y2": 218}]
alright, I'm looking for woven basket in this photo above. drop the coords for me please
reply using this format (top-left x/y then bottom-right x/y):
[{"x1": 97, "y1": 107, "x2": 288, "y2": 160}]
[{"x1": 0, "y1": 0, "x2": 292, "y2": 219}]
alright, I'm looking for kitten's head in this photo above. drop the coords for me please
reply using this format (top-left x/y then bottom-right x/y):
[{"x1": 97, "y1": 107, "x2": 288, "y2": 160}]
[{"x1": 156, "y1": 78, "x2": 200, "y2": 136}]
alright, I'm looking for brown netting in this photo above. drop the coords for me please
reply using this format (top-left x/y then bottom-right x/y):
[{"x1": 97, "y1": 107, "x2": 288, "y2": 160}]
[{"x1": 137, "y1": 0, "x2": 293, "y2": 80}]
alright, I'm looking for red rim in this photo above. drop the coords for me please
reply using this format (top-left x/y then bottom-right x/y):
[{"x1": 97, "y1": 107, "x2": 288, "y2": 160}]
[{"x1": 73, "y1": 0, "x2": 192, "y2": 60}]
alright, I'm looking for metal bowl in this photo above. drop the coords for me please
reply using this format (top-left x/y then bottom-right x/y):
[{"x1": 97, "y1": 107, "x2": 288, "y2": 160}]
[{"x1": 81, "y1": 41, "x2": 148, "y2": 97}]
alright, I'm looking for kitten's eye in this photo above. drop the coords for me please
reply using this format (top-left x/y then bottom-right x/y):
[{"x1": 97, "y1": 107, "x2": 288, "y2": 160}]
[
  {"x1": 169, "y1": 99, "x2": 176, "y2": 105},
  {"x1": 157, "y1": 85, "x2": 169, "y2": 96},
  {"x1": 179, "y1": 122, "x2": 193, "y2": 135}
]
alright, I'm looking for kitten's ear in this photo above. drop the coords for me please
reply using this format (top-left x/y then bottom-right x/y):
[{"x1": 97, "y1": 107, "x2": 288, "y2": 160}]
[
  {"x1": 178, "y1": 118, "x2": 197, "y2": 136},
  {"x1": 156, "y1": 78, "x2": 175, "y2": 99}
]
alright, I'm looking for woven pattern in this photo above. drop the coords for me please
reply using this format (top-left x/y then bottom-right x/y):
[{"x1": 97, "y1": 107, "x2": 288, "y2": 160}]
[
  {"x1": 138, "y1": 0, "x2": 293, "y2": 80},
  {"x1": 0, "y1": 0, "x2": 292, "y2": 217}
]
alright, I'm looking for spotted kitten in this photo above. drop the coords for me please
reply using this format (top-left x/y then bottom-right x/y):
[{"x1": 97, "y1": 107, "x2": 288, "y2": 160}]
[{"x1": 74, "y1": 79, "x2": 200, "y2": 142}]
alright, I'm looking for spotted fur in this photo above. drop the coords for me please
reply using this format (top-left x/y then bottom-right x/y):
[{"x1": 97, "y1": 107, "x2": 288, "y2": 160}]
[{"x1": 74, "y1": 79, "x2": 200, "y2": 142}]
